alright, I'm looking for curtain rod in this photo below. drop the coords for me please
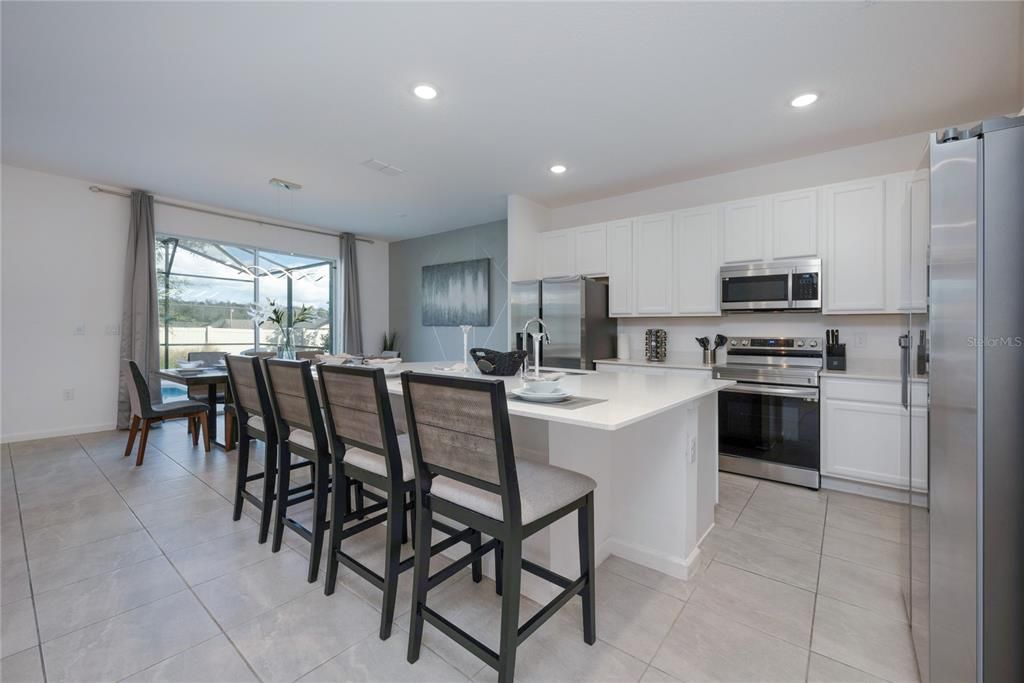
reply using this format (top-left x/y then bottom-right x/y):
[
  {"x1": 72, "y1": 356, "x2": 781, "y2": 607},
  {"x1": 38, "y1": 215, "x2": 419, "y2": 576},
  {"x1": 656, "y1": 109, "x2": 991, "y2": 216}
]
[{"x1": 88, "y1": 185, "x2": 374, "y2": 244}]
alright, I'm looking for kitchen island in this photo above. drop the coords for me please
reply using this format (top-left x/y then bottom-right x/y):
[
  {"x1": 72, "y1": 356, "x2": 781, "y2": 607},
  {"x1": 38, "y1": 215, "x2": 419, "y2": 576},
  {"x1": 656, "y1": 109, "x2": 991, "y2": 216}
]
[{"x1": 383, "y1": 363, "x2": 734, "y2": 602}]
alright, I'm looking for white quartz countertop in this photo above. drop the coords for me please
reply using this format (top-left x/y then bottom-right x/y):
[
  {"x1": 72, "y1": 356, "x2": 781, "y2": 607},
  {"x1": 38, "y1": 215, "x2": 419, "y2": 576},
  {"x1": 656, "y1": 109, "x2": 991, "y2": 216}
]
[
  {"x1": 594, "y1": 353, "x2": 722, "y2": 371},
  {"x1": 383, "y1": 362, "x2": 733, "y2": 431},
  {"x1": 821, "y1": 358, "x2": 928, "y2": 383}
]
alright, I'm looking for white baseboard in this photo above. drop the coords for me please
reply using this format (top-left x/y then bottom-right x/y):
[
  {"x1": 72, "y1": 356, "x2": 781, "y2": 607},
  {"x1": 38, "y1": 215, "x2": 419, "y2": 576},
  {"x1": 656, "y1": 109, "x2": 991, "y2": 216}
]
[
  {"x1": 821, "y1": 475, "x2": 909, "y2": 503},
  {"x1": 603, "y1": 537, "x2": 701, "y2": 581},
  {"x1": 2, "y1": 422, "x2": 118, "y2": 444}
]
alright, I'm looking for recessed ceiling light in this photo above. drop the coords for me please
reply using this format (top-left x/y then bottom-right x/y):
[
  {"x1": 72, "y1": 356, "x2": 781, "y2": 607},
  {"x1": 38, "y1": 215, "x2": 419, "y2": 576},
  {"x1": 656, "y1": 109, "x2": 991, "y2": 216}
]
[
  {"x1": 790, "y1": 93, "x2": 819, "y2": 108},
  {"x1": 413, "y1": 84, "x2": 438, "y2": 100},
  {"x1": 549, "y1": 164, "x2": 567, "y2": 174}
]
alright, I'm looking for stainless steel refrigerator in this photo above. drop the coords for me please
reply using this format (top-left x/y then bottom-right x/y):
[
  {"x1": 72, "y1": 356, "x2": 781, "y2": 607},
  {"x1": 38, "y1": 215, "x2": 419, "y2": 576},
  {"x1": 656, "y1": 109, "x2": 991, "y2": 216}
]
[
  {"x1": 509, "y1": 276, "x2": 616, "y2": 370},
  {"x1": 904, "y1": 115, "x2": 1024, "y2": 682}
]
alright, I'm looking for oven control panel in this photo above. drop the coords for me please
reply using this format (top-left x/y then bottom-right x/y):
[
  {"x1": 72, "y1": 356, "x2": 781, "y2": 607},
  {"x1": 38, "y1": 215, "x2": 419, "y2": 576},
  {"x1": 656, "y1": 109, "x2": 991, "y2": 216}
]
[{"x1": 728, "y1": 336, "x2": 821, "y2": 352}]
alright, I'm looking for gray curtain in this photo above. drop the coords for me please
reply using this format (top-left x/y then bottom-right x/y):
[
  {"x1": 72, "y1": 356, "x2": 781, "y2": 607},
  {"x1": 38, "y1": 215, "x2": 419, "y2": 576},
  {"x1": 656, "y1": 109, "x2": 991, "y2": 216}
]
[
  {"x1": 340, "y1": 233, "x2": 364, "y2": 355},
  {"x1": 117, "y1": 191, "x2": 160, "y2": 428}
]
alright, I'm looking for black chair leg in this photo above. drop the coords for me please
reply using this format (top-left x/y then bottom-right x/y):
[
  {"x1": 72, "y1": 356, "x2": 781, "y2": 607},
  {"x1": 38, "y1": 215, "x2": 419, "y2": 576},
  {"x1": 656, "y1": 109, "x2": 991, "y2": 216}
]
[
  {"x1": 257, "y1": 440, "x2": 277, "y2": 544},
  {"x1": 233, "y1": 432, "x2": 250, "y2": 522},
  {"x1": 272, "y1": 442, "x2": 290, "y2": 552},
  {"x1": 400, "y1": 495, "x2": 409, "y2": 546},
  {"x1": 355, "y1": 481, "x2": 366, "y2": 519},
  {"x1": 379, "y1": 489, "x2": 404, "y2": 640},
  {"x1": 407, "y1": 493, "x2": 433, "y2": 664},
  {"x1": 578, "y1": 493, "x2": 596, "y2": 645},
  {"x1": 497, "y1": 537, "x2": 522, "y2": 683},
  {"x1": 494, "y1": 541, "x2": 504, "y2": 596},
  {"x1": 324, "y1": 464, "x2": 349, "y2": 596},
  {"x1": 470, "y1": 530, "x2": 483, "y2": 583},
  {"x1": 308, "y1": 458, "x2": 330, "y2": 583},
  {"x1": 408, "y1": 493, "x2": 417, "y2": 550}
]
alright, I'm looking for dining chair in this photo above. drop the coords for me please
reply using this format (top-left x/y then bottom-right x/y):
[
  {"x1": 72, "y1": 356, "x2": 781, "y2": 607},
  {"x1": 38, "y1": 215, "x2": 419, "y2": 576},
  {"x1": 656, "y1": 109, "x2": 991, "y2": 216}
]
[
  {"x1": 122, "y1": 359, "x2": 211, "y2": 466},
  {"x1": 402, "y1": 371, "x2": 597, "y2": 683},
  {"x1": 318, "y1": 364, "x2": 482, "y2": 640},
  {"x1": 185, "y1": 351, "x2": 231, "y2": 443}
]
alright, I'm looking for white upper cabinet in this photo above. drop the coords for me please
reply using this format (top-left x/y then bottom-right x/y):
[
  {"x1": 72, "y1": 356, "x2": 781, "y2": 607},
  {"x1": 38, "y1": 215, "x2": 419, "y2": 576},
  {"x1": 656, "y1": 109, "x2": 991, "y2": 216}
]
[
  {"x1": 770, "y1": 189, "x2": 818, "y2": 260},
  {"x1": 674, "y1": 206, "x2": 720, "y2": 315},
  {"x1": 823, "y1": 179, "x2": 887, "y2": 313},
  {"x1": 575, "y1": 223, "x2": 608, "y2": 276},
  {"x1": 539, "y1": 229, "x2": 576, "y2": 278},
  {"x1": 607, "y1": 220, "x2": 635, "y2": 316},
  {"x1": 721, "y1": 198, "x2": 766, "y2": 263},
  {"x1": 634, "y1": 213, "x2": 675, "y2": 315},
  {"x1": 889, "y1": 171, "x2": 929, "y2": 312}
]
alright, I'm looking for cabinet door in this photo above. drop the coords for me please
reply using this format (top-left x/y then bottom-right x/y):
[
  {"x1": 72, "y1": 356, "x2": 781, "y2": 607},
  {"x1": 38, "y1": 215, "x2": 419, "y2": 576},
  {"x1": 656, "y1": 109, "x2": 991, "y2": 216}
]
[
  {"x1": 607, "y1": 220, "x2": 634, "y2": 316},
  {"x1": 539, "y1": 229, "x2": 575, "y2": 278},
  {"x1": 674, "y1": 206, "x2": 721, "y2": 315},
  {"x1": 575, "y1": 224, "x2": 608, "y2": 276},
  {"x1": 823, "y1": 179, "x2": 886, "y2": 312},
  {"x1": 634, "y1": 213, "x2": 674, "y2": 315},
  {"x1": 901, "y1": 173, "x2": 929, "y2": 312},
  {"x1": 823, "y1": 398, "x2": 907, "y2": 487},
  {"x1": 771, "y1": 189, "x2": 818, "y2": 259},
  {"x1": 721, "y1": 198, "x2": 766, "y2": 263}
]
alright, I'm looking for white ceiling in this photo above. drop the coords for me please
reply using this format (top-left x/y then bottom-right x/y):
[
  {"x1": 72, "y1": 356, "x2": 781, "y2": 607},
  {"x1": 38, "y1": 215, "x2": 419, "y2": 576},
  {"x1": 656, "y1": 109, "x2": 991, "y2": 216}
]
[{"x1": 3, "y1": 2, "x2": 1022, "y2": 240}]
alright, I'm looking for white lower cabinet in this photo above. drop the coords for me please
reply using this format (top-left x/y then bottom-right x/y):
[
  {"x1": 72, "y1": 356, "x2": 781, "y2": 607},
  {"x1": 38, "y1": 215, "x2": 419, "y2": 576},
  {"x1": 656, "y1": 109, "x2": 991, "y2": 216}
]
[{"x1": 822, "y1": 377, "x2": 927, "y2": 490}]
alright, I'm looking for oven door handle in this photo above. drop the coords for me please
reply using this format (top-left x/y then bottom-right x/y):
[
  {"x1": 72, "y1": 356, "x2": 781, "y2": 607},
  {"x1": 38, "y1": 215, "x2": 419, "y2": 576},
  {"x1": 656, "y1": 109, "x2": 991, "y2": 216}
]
[{"x1": 723, "y1": 383, "x2": 819, "y2": 400}]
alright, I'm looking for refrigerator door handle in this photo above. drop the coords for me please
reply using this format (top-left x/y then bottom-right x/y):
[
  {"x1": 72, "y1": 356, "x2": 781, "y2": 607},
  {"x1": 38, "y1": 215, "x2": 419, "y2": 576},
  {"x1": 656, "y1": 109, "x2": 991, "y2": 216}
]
[{"x1": 898, "y1": 333, "x2": 911, "y2": 408}]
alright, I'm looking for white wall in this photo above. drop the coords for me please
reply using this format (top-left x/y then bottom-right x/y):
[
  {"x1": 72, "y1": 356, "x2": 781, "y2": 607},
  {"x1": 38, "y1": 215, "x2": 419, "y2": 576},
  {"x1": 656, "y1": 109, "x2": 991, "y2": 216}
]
[
  {"x1": 546, "y1": 130, "x2": 934, "y2": 230},
  {"x1": 506, "y1": 194, "x2": 550, "y2": 283},
  {"x1": 1, "y1": 164, "x2": 388, "y2": 442}
]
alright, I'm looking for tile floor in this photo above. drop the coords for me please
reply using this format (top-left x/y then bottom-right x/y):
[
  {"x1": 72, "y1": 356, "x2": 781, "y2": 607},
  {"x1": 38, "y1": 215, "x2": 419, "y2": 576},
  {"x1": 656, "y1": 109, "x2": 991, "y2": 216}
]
[{"x1": 0, "y1": 424, "x2": 920, "y2": 682}]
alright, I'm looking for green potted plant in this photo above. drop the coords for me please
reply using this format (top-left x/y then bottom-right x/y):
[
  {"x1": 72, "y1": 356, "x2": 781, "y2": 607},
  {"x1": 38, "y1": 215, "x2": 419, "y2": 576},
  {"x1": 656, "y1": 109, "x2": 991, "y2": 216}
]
[
  {"x1": 381, "y1": 331, "x2": 400, "y2": 358},
  {"x1": 248, "y1": 299, "x2": 314, "y2": 359}
]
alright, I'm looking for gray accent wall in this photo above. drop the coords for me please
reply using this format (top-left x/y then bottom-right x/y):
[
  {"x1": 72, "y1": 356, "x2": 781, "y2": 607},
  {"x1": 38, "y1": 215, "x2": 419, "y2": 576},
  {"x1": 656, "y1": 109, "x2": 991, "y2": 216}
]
[{"x1": 389, "y1": 220, "x2": 508, "y2": 362}]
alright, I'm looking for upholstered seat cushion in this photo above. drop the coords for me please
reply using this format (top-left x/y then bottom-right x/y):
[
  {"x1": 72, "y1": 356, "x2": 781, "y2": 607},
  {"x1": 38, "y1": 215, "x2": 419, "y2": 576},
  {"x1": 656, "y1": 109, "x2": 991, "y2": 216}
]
[
  {"x1": 288, "y1": 428, "x2": 317, "y2": 451},
  {"x1": 246, "y1": 415, "x2": 265, "y2": 432},
  {"x1": 344, "y1": 434, "x2": 415, "y2": 482},
  {"x1": 431, "y1": 461, "x2": 596, "y2": 524},
  {"x1": 150, "y1": 399, "x2": 209, "y2": 419}
]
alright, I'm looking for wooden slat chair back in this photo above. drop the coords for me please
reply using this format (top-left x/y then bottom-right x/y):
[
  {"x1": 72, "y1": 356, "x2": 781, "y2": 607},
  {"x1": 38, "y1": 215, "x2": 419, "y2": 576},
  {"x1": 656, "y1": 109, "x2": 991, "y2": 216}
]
[
  {"x1": 402, "y1": 371, "x2": 522, "y2": 527},
  {"x1": 317, "y1": 364, "x2": 402, "y2": 477}
]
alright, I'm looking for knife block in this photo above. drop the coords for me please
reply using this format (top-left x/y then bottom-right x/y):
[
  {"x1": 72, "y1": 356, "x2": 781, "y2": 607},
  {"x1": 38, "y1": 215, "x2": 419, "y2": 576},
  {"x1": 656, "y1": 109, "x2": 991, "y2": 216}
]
[{"x1": 826, "y1": 343, "x2": 847, "y2": 371}]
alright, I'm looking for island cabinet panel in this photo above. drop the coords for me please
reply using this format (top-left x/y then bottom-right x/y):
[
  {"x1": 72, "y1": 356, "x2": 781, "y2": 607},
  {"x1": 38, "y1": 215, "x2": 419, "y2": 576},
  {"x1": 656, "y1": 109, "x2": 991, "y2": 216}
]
[
  {"x1": 823, "y1": 179, "x2": 887, "y2": 313},
  {"x1": 770, "y1": 189, "x2": 819, "y2": 260},
  {"x1": 720, "y1": 198, "x2": 766, "y2": 263},
  {"x1": 634, "y1": 213, "x2": 675, "y2": 315},
  {"x1": 575, "y1": 223, "x2": 608, "y2": 276},
  {"x1": 607, "y1": 219, "x2": 635, "y2": 316},
  {"x1": 674, "y1": 206, "x2": 721, "y2": 315},
  {"x1": 539, "y1": 228, "x2": 576, "y2": 278}
]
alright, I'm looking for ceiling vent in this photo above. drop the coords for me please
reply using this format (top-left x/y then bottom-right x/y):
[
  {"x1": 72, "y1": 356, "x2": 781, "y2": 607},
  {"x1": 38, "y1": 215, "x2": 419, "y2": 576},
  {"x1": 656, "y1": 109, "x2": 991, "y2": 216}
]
[
  {"x1": 360, "y1": 158, "x2": 405, "y2": 176},
  {"x1": 268, "y1": 177, "x2": 302, "y2": 191}
]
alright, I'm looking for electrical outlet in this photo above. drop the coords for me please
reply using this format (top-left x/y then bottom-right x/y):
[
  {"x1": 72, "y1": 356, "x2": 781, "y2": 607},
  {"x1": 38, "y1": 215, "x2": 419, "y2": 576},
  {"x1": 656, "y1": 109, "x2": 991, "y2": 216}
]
[
  {"x1": 105, "y1": 324, "x2": 120, "y2": 336},
  {"x1": 854, "y1": 334, "x2": 866, "y2": 348},
  {"x1": 688, "y1": 436, "x2": 697, "y2": 464},
  {"x1": 73, "y1": 325, "x2": 86, "y2": 336},
  {"x1": 62, "y1": 389, "x2": 75, "y2": 401}
]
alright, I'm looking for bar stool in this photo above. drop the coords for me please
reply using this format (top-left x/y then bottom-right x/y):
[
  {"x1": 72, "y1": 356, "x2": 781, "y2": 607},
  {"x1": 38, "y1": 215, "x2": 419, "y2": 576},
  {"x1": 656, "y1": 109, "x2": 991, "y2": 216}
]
[
  {"x1": 318, "y1": 364, "x2": 483, "y2": 640},
  {"x1": 401, "y1": 371, "x2": 597, "y2": 683},
  {"x1": 263, "y1": 359, "x2": 364, "y2": 582},
  {"x1": 224, "y1": 354, "x2": 301, "y2": 543}
]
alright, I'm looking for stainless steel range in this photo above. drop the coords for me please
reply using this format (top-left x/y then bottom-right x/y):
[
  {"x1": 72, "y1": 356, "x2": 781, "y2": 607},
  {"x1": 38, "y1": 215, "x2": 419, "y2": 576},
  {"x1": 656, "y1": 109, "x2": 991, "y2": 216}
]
[{"x1": 712, "y1": 336, "x2": 822, "y2": 489}]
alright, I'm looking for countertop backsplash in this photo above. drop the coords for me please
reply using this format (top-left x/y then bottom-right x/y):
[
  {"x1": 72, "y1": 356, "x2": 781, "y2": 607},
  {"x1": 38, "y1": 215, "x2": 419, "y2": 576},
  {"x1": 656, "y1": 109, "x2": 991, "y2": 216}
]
[{"x1": 614, "y1": 312, "x2": 922, "y2": 365}]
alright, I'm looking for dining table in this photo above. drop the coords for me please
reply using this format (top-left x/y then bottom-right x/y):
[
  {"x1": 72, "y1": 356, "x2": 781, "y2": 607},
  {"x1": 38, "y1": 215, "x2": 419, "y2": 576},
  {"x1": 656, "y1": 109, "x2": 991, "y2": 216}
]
[{"x1": 157, "y1": 367, "x2": 233, "y2": 448}]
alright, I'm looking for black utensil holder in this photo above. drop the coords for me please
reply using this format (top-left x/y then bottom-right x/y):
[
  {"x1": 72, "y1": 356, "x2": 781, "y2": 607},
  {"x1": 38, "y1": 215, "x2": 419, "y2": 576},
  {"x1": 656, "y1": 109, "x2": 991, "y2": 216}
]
[{"x1": 826, "y1": 343, "x2": 847, "y2": 371}]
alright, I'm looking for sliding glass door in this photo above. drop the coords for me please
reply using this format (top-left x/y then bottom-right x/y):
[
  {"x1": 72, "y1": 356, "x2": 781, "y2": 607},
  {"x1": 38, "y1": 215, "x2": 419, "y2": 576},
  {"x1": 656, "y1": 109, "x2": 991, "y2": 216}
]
[{"x1": 156, "y1": 236, "x2": 334, "y2": 368}]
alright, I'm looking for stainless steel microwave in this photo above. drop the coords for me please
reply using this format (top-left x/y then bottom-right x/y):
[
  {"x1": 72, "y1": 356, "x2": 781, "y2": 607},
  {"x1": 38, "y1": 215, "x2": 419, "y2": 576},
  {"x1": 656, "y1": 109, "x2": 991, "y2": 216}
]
[{"x1": 719, "y1": 258, "x2": 821, "y2": 311}]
